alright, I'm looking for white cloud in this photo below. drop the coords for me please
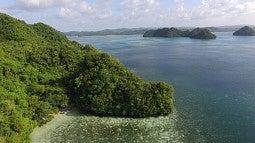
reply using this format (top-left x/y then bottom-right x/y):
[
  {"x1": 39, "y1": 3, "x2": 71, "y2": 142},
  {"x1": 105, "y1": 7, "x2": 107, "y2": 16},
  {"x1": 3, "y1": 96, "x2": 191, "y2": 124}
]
[
  {"x1": 117, "y1": 0, "x2": 161, "y2": 28},
  {"x1": 78, "y1": 1, "x2": 97, "y2": 14},
  {"x1": 0, "y1": 5, "x2": 5, "y2": 12},
  {"x1": 163, "y1": 0, "x2": 255, "y2": 25},
  {"x1": 57, "y1": 0, "x2": 114, "y2": 19},
  {"x1": 98, "y1": 11, "x2": 113, "y2": 19},
  {"x1": 2, "y1": 0, "x2": 255, "y2": 31},
  {"x1": 17, "y1": 0, "x2": 71, "y2": 9},
  {"x1": 174, "y1": 0, "x2": 185, "y2": 4},
  {"x1": 194, "y1": 0, "x2": 255, "y2": 18},
  {"x1": 121, "y1": 0, "x2": 160, "y2": 14},
  {"x1": 59, "y1": 7, "x2": 79, "y2": 19},
  {"x1": 15, "y1": 0, "x2": 98, "y2": 16}
]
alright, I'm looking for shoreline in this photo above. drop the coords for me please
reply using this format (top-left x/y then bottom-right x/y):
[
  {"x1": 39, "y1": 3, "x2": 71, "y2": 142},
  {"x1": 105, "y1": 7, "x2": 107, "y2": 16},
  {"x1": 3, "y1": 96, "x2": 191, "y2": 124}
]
[
  {"x1": 30, "y1": 109, "x2": 183, "y2": 143},
  {"x1": 30, "y1": 108, "x2": 80, "y2": 143}
]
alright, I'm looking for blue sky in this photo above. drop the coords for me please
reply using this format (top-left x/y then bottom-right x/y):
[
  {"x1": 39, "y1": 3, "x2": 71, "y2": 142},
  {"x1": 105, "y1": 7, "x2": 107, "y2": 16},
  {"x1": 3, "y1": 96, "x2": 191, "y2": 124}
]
[{"x1": 0, "y1": 0, "x2": 255, "y2": 31}]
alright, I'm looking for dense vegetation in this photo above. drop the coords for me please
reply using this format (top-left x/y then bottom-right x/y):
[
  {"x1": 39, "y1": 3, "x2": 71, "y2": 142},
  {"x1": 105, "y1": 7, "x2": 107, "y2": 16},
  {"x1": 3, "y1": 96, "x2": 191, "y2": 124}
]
[
  {"x1": 189, "y1": 28, "x2": 216, "y2": 39},
  {"x1": 143, "y1": 27, "x2": 216, "y2": 39},
  {"x1": 0, "y1": 13, "x2": 174, "y2": 142},
  {"x1": 64, "y1": 25, "x2": 255, "y2": 37},
  {"x1": 143, "y1": 27, "x2": 185, "y2": 37},
  {"x1": 233, "y1": 26, "x2": 255, "y2": 36},
  {"x1": 64, "y1": 28, "x2": 151, "y2": 36},
  {"x1": 74, "y1": 50, "x2": 174, "y2": 117}
]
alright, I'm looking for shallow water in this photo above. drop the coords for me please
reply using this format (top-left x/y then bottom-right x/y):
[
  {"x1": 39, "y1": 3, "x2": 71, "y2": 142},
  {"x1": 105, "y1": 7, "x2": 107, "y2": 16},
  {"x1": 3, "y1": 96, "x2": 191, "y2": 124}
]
[
  {"x1": 31, "y1": 110, "x2": 184, "y2": 143},
  {"x1": 32, "y1": 32, "x2": 255, "y2": 143}
]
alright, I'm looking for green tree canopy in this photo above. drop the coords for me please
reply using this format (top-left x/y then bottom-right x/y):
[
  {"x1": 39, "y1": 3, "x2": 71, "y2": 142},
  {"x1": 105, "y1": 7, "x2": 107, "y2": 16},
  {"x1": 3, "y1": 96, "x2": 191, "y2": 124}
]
[{"x1": 0, "y1": 13, "x2": 174, "y2": 143}]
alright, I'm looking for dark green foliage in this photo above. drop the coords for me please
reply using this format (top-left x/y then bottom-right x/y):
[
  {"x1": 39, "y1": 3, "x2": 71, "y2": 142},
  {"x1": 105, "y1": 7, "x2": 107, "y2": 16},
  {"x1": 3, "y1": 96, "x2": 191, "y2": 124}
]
[
  {"x1": 142, "y1": 30, "x2": 155, "y2": 37},
  {"x1": 0, "y1": 13, "x2": 174, "y2": 143},
  {"x1": 181, "y1": 30, "x2": 191, "y2": 37},
  {"x1": 0, "y1": 13, "x2": 78, "y2": 142},
  {"x1": 32, "y1": 23, "x2": 69, "y2": 43},
  {"x1": 189, "y1": 28, "x2": 216, "y2": 39},
  {"x1": 233, "y1": 26, "x2": 255, "y2": 36},
  {"x1": 73, "y1": 49, "x2": 174, "y2": 117},
  {"x1": 143, "y1": 27, "x2": 183, "y2": 37},
  {"x1": 0, "y1": 13, "x2": 39, "y2": 42},
  {"x1": 143, "y1": 27, "x2": 216, "y2": 39}
]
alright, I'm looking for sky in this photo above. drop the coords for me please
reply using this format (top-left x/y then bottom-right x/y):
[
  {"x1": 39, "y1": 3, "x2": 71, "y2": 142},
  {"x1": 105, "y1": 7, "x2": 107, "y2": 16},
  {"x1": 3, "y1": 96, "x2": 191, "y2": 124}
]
[{"x1": 0, "y1": 0, "x2": 255, "y2": 31}]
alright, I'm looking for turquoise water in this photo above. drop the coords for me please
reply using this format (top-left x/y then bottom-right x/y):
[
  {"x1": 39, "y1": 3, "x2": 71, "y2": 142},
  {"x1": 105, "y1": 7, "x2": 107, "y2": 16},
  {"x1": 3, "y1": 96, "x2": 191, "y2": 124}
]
[
  {"x1": 35, "y1": 33, "x2": 255, "y2": 143},
  {"x1": 68, "y1": 33, "x2": 255, "y2": 143},
  {"x1": 31, "y1": 111, "x2": 183, "y2": 143}
]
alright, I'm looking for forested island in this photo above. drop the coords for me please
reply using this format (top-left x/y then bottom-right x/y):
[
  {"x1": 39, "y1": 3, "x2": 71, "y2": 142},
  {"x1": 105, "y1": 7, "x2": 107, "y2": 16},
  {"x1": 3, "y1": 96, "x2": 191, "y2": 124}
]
[
  {"x1": 64, "y1": 28, "x2": 151, "y2": 36},
  {"x1": 64, "y1": 25, "x2": 255, "y2": 37},
  {"x1": 0, "y1": 13, "x2": 174, "y2": 143},
  {"x1": 143, "y1": 27, "x2": 216, "y2": 39},
  {"x1": 143, "y1": 27, "x2": 189, "y2": 38},
  {"x1": 233, "y1": 26, "x2": 255, "y2": 36}
]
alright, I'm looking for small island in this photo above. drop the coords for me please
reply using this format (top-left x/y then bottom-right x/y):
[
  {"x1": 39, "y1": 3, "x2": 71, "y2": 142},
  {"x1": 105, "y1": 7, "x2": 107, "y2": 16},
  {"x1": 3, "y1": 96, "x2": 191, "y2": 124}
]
[
  {"x1": 143, "y1": 27, "x2": 216, "y2": 39},
  {"x1": 233, "y1": 26, "x2": 255, "y2": 36},
  {"x1": 189, "y1": 28, "x2": 216, "y2": 39},
  {"x1": 143, "y1": 27, "x2": 184, "y2": 37}
]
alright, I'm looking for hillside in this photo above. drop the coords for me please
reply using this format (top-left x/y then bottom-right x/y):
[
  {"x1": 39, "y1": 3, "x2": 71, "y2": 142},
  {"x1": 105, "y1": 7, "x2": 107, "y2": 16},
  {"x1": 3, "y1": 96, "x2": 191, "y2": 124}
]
[
  {"x1": 233, "y1": 26, "x2": 255, "y2": 36},
  {"x1": 189, "y1": 28, "x2": 216, "y2": 39},
  {"x1": 0, "y1": 13, "x2": 174, "y2": 143},
  {"x1": 143, "y1": 27, "x2": 184, "y2": 37},
  {"x1": 143, "y1": 27, "x2": 216, "y2": 39},
  {"x1": 64, "y1": 28, "x2": 151, "y2": 36}
]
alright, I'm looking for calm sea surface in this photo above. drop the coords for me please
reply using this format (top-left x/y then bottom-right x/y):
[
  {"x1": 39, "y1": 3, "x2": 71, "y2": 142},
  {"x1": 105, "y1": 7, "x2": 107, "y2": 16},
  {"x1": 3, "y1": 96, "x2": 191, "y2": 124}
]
[{"x1": 33, "y1": 32, "x2": 255, "y2": 143}]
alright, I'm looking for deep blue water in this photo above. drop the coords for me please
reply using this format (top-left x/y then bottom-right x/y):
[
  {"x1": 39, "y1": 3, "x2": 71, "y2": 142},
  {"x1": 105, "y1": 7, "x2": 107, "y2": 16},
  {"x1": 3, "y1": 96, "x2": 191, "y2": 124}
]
[{"x1": 68, "y1": 32, "x2": 255, "y2": 143}]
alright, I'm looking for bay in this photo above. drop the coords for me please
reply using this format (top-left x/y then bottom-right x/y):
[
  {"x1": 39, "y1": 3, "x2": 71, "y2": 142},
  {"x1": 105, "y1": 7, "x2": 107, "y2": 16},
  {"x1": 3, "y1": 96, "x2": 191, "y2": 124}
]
[{"x1": 32, "y1": 32, "x2": 255, "y2": 143}]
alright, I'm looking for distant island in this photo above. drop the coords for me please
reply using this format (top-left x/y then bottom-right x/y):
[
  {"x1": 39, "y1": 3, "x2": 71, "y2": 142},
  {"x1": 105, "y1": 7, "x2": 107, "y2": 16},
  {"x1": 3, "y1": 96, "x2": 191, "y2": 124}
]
[
  {"x1": 233, "y1": 26, "x2": 255, "y2": 36},
  {"x1": 143, "y1": 27, "x2": 184, "y2": 37},
  {"x1": 189, "y1": 28, "x2": 216, "y2": 39},
  {"x1": 0, "y1": 13, "x2": 174, "y2": 143},
  {"x1": 143, "y1": 27, "x2": 216, "y2": 39},
  {"x1": 64, "y1": 25, "x2": 255, "y2": 37},
  {"x1": 64, "y1": 28, "x2": 151, "y2": 36}
]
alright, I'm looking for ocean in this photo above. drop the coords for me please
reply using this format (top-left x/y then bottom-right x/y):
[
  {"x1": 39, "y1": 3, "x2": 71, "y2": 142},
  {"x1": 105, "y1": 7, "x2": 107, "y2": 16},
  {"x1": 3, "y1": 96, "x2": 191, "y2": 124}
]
[{"x1": 32, "y1": 32, "x2": 255, "y2": 143}]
